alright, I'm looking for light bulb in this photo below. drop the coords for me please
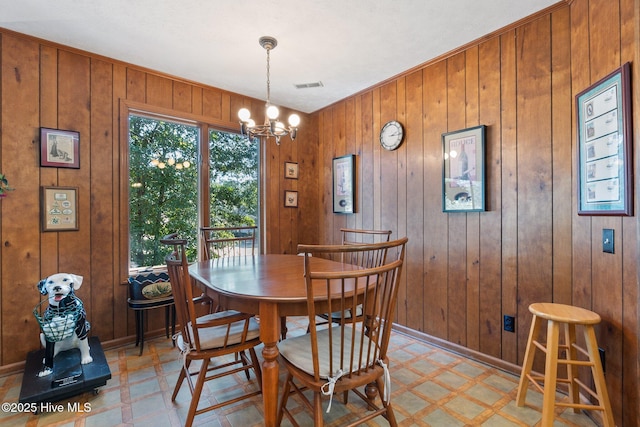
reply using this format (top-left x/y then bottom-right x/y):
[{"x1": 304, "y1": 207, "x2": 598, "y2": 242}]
[
  {"x1": 247, "y1": 119, "x2": 256, "y2": 128},
  {"x1": 175, "y1": 163, "x2": 183, "y2": 170},
  {"x1": 150, "y1": 159, "x2": 159, "y2": 166},
  {"x1": 267, "y1": 105, "x2": 279, "y2": 120},
  {"x1": 168, "y1": 158, "x2": 176, "y2": 166},
  {"x1": 158, "y1": 162, "x2": 166, "y2": 169},
  {"x1": 288, "y1": 114, "x2": 300, "y2": 127},
  {"x1": 238, "y1": 108, "x2": 251, "y2": 121},
  {"x1": 275, "y1": 121, "x2": 285, "y2": 131},
  {"x1": 182, "y1": 161, "x2": 191, "y2": 169}
]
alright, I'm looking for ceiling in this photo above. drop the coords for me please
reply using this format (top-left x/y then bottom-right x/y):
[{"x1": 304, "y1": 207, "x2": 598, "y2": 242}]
[{"x1": 1, "y1": 0, "x2": 559, "y2": 114}]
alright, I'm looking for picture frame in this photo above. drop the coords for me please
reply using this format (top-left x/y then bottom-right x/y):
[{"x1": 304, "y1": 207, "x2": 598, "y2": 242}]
[
  {"x1": 576, "y1": 62, "x2": 632, "y2": 216},
  {"x1": 40, "y1": 127, "x2": 80, "y2": 169},
  {"x1": 41, "y1": 186, "x2": 79, "y2": 231},
  {"x1": 333, "y1": 154, "x2": 355, "y2": 214},
  {"x1": 284, "y1": 190, "x2": 298, "y2": 208},
  {"x1": 284, "y1": 162, "x2": 299, "y2": 179},
  {"x1": 442, "y1": 125, "x2": 486, "y2": 213}
]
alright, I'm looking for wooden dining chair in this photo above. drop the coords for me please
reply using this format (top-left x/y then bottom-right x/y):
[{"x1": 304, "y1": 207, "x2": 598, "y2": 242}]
[
  {"x1": 316, "y1": 228, "x2": 393, "y2": 327},
  {"x1": 160, "y1": 233, "x2": 262, "y2": 427},
  {"x1": 277, "y1": 237, "x2": 408, "y2": 427},
  {"x1": 200, "y1": 225, "x2": 257, "y2": 261}
]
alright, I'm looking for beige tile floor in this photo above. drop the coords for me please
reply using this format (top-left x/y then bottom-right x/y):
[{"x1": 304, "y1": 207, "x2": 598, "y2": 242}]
[{"x1": 0, "y1": 317, "x2": 600, "y2": 426}]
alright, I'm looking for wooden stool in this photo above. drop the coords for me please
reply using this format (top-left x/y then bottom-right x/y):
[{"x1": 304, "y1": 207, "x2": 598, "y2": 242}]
[{"x1": 516, "y1": 303, "x2": 614, "y2": 426}]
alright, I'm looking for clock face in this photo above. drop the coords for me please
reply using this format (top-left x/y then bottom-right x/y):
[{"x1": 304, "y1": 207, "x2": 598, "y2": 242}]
[{"x1": 380, "y1": 120, "x2": 404, "y2": 151}]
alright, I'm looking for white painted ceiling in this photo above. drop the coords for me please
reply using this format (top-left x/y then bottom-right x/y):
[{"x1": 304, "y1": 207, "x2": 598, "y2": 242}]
[{"x1": 1, "y1": 0, "x2": 559, "y2": 114}]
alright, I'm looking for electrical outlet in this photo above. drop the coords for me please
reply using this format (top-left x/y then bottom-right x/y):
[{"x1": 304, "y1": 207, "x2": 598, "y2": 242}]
[
  {"x1": 599, "y1": 347, "x2": 606, "y2": 373},
  {"x1": 603, "y1": 229, "x2": 614, "y2": 254},
  {"x1": 503, "y1": 315, "x2": 515, "y2": 333}
]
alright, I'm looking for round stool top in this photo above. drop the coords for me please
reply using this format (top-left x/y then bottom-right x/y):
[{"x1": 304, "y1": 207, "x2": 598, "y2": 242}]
[{"x1": 529, "y1": 302, "x2": 601, "y2": 325}]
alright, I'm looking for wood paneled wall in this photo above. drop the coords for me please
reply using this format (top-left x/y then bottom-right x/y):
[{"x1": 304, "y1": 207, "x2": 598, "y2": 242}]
[
  {"x1": 0, "y1": 29, "x2": 316, "y2": 369},
  {"x1": 316, "y1": 1, "x2": 638, "y2": 425}
]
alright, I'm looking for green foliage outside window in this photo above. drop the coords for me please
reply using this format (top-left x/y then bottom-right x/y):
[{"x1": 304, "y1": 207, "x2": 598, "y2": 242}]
[{"x1": 129, "y1": 116, "x2": 259, "y2": 269}]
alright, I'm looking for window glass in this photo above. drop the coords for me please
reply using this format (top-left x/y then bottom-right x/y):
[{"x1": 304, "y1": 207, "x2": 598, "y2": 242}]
[
  {"x1": 208, "y1": 130, "x2": 259, "y2": 231},
  {"x1": 129, "y1": 115, "x2": 199, "y2": 268}
]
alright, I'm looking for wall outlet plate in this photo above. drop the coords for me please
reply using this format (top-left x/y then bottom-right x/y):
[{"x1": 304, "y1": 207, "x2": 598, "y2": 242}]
[{"x1": 503, "y1": 315, "x2": 515, "y2": 333}]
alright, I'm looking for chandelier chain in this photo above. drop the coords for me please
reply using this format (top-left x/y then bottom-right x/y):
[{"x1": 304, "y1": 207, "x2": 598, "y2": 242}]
[{"x1": 266, "y1": 46, "x2": 271, "y2": 106}]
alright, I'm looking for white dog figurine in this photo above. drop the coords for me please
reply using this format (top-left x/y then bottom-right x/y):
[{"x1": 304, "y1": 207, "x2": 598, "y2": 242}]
[{"x1": 37, "y1": 273, "x2": 92, "y2": 377}]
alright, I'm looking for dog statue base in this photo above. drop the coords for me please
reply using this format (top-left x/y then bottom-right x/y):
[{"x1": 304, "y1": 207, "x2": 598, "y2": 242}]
[{"x1": 19, "y1": 337, "x2": 110, "y2": 409}]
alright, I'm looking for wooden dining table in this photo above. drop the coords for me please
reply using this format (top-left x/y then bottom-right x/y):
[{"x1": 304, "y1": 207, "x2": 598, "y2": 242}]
[{"x1": 188, "y1": 253, "x2": 362, "y2": 427}]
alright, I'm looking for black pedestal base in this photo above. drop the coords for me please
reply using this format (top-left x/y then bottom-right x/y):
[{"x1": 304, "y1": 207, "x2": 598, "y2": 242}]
[{"x1": 19, "y1": 337, "x2": 111, "y2": 407}]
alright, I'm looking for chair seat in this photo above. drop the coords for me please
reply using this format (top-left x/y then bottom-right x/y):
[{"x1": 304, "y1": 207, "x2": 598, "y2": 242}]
[
  {"x1": 127, "y1": 296, "x2": 174, "y2": 310},
  {"x1": 279, "y1": 325, "x2": 378, "y2": 378},
  {"x1": 187, "y1": 311, "x2": 260, "y2": 350}
]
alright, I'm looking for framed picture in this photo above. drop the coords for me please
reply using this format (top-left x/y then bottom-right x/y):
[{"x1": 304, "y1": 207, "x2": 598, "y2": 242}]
[
  {"x1": 333, "y1": 154, "x2": 355, "y2": 214},
  {"x1": 442, "y1": 125, "x2": 486, "y2": 212},
  {"x1": 284, "y1": 162, "x2": 299, "y2": 179},
  {"x1": 284, "y1": 190, "x2": 298, "y2": 208},
  {"x1": 41, "y1": 186, "x2": 79, "y2": 231},
  {"x1": 40, "y1": 127, "x2": 80, "y2": 168},
  {"x1": 576, "y1": 62, "x2": 632, "y2": 216}
]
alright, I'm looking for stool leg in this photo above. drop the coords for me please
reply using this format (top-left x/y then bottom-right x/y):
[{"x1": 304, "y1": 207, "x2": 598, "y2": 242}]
[
  {"x1": 564, "y1": 323, "x2": 580, "y2": 411},
  {"x1": 583, "y1": 325, "x2": 615, "y2": 427},
  {"x1": 516, "y1": 314, "x2": 541, "y2": 406},
  {"x1": 541, "y1": 319, "x2": 560, "y2": 427}
]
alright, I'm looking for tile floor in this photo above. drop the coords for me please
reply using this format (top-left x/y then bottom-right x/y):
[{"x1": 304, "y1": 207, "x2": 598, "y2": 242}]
[{"x1": 0, "y1": 317, "x2": 600, "y2": 426}]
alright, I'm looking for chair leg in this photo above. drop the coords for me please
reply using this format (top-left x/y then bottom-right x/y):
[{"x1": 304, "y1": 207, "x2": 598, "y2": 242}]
[
  {"x1": 540, "y1": 319, "x2": 561, "y2": 427},
  {"x1": 172, "y1": 358, "x2": 190, "y2": 401},
  {"x1": 277, "y1": 373, "x2": 293, "y2": 426},
  {"x1": 138, "y1": 311, "x2": 146, "y2": 356},
  {"x1": 248, "y1": 347, "x2": 262, "y2": 388},
  {"x1": 134, "y1": 310, "x2": 142, "y2": 346},
  {"x1": 313, "y1": 391, "x2": 324, "y2": 426},
  {"x1": 516, "y1": 314, "x2": 541, "y2": 406},
  {"x1": 184, "y1": 358, "x2": 209, "y2": 427},
  {"x1": 583, "y1": 325, "x2": 615, "y2": 427},
  {"x1": 376, "y1": 376, "x2": 397, "y2": 427},
  {"x1": 164, "y1": 306, "x2": 170, "y2": 338}
]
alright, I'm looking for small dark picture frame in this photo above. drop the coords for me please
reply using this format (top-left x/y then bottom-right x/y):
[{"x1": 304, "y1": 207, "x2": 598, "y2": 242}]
[
  {"x1": 284, "y1": 162, "x2": 299, "y2": 179},
  {"x1": 41, "y1": 186, "x2": 79, "y2": 231},
  {"x1": 40, "y1": 127, "x2": 80, "y2": 168},
  {"x1": 442, "y1": 125, "x2": 486, "y2": 212},
  {"x1": 333, "y1": 154, "x2": 355, "y2": 214},
  {"x1": 284, "y1": 190, "x2": 298, "y2": 208}
]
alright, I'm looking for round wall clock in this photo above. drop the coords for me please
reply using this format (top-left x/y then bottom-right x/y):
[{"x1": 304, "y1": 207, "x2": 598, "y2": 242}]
[{"x1": 380, "y1": 120, "x2": 404, "y2": 151}]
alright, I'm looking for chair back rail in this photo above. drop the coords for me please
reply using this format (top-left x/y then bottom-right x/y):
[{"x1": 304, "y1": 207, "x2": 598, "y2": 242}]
[{"x1": 201, "y1": 226, "x2": 257, "y2": 260}]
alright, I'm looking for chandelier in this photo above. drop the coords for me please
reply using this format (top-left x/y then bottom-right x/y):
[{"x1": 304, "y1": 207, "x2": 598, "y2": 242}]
[{"x1": 238, "y1": 36, "x2": 300, "y2": 145}]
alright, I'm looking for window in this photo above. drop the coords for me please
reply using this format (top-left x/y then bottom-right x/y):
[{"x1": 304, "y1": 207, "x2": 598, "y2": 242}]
[
  {"x1": 208, "y1": 129, "x2": 259, "y2": 228},
  {"x1": 127, "y1": 113, "x2": 260, "y2": 271},
  {"x1": 129, "y1": 115, "x2": 199, "y2": 268}
]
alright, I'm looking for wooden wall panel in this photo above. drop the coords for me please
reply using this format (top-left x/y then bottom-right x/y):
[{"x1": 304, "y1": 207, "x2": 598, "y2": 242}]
[
  {"x1": 499, "y1": 29, "x2": 519, "y2": 365},
  {"x1": 1, "y1": 34, "x2": 42, "y2": 365},
  {"x1": 403, "y1": 70, "x2": 424, "y2": 331},
  {"x1": 477, "y1": 37, "x2": 502, "y2": 358}
]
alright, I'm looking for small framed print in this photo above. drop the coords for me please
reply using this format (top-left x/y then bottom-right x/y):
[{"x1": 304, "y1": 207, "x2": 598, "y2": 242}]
[
  {"x1": 442, "y1": 125, "x2": 486, "y2": 212},
  {"x1": 40, "y1": 127, "x2": 80, "y2": 169},
  {"x1": 284, "y1": 190, "x2": 298, "y2": 208},
  {"x1": 41, "y1": 186, "x2": 79, "y2": 231},
  {"x1": 333, "y1": 154, "x2": 355, "y2": 214},
  {"x1": 576, "y1": 62, "x2": 632, "y2": 215},
  {"x1": 284, "y1": 162, "x2": 299, "y2": 179}
]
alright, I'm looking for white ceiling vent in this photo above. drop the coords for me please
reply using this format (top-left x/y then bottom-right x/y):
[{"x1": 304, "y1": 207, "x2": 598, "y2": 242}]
[{"x1": 294, "y1": 81, "x2": 324, "y2": 89}]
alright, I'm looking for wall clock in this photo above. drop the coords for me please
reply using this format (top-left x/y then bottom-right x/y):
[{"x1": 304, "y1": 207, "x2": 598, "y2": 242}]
[{"x1": 380, "y1": 120, "x2": 404, "y2": 151}]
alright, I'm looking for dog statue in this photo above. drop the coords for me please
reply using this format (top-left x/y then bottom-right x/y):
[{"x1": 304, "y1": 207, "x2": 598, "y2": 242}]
[{"x1": 36, "y1": 273, "x2": 92, "y2": 377}]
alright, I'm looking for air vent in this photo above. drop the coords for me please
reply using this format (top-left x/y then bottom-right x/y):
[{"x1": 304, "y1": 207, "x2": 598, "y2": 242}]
[{"x1": 294, "y1": 81, "x2": 323, "y2": 89}]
